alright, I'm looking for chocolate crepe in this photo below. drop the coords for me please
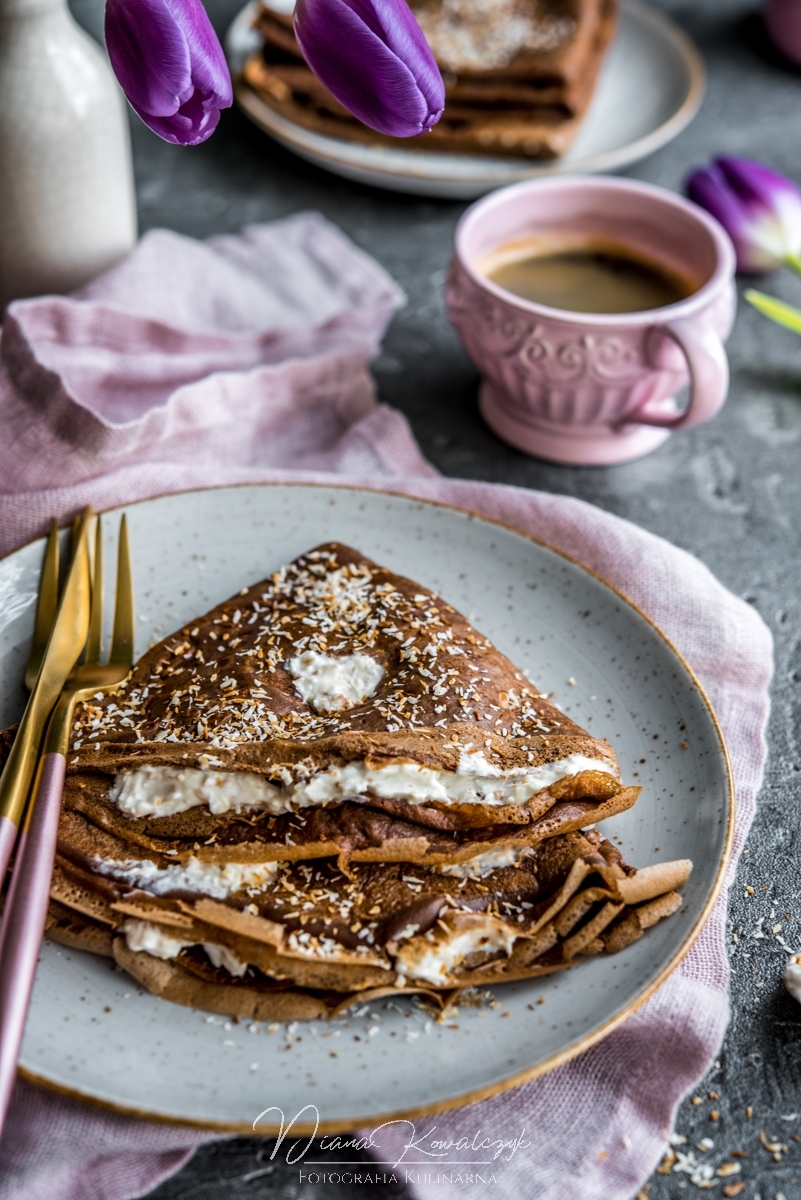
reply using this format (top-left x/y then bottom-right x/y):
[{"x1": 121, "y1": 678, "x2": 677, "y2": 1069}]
[
  {"x1": 61, "y1": 542, "x2": 638, "y2": 867},
  {"x1": 46, "y1": 827, "x2": 691, "y2": 1018},
  {"x1": 0, "y1": 541, "x2": 682, "y2": 1021},
  {"x1": 243, "y1": 0, "x2": 618, "y2": 159}
]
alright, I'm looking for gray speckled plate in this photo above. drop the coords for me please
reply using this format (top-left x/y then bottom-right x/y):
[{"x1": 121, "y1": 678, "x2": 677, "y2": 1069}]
[{"x1": 0, "y1": 485, "x2": 732, "y2": 1130}]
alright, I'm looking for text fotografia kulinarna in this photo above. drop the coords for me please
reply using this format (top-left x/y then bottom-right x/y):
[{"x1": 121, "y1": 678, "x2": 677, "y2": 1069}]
[{"x1": 299, "y1": 1169, "x2": 499, "y2": 1186}]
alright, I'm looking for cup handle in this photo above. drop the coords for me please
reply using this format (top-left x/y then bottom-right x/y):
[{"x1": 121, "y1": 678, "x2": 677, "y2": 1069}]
[{"x1": 623, "y1": 316, "x2": 729, "y2": 431}]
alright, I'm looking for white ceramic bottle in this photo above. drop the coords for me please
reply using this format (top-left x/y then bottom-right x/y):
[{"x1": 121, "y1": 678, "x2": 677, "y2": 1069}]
[{"x1": 0, "y1": 0, "x2": 137, "y2": 308}]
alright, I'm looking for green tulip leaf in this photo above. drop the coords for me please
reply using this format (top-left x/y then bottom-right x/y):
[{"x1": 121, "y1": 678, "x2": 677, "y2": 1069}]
[{"x1": 744, "y1": 288, "x2": 801, "y2": 335}]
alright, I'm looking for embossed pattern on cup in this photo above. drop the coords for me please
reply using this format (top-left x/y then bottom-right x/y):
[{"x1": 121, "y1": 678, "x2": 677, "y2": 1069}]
[{"x1": 445, "y1": 177, "x2": 736, "y2": 465}]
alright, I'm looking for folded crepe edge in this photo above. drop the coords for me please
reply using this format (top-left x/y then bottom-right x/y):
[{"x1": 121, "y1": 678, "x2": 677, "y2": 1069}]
[
  {"x1": 56, "y1": 781, "x2": 642, "y2": 871},
  {"x1": 46, "y1": 853, "x2": 692, "y2": 1010}
]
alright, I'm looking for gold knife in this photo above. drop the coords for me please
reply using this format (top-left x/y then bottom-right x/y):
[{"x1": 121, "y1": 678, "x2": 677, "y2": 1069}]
[{"x1": 0, "y1": 514, "x2": 91, "y2": 880}]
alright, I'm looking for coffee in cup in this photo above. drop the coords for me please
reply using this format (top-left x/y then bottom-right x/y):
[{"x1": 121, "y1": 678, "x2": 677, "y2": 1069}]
[{"x1": 483, "y1": 238, "x2": 696, "y2": 314}]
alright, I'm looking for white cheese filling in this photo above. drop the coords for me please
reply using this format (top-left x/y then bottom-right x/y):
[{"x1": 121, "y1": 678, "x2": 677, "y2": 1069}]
[
  {"x1": 395, "y1": 919, "x2": 518, "y2": 986},
  {"x1": 122, "y1": 918, "x2": 249, "y2": 977},
  {"x1": 122, "y1": 911, "x2": 517, "y2": 987},
  {"x1": 287, "y1": 650, "x2": 384, "y2": 713},
  {"x1": 94, "y1": 854, "x2": 281, "y2": 898},
  {"x1": 110, "y1": 752, "x2": 616, "y2": 819},
  {"x1": 438, "y1": 845, "x2": 533, "y2": 879}
]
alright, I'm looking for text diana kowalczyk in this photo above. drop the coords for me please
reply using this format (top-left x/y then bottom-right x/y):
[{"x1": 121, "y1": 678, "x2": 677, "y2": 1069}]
[{"x1": 252, "y1": 1103, "x2": 528, "y2": 1178}]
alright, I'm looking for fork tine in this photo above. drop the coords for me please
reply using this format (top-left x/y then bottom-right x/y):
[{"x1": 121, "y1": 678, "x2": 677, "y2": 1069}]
[
  {"x1": 24, "y1": 520, "x2": 60, "y2": 690},
  {"x1": 85, "y1": 517, "x2": 103, "y2": 664},
  {"x1": 109, "y1": 515, "x2": 134, "y2": 668}
]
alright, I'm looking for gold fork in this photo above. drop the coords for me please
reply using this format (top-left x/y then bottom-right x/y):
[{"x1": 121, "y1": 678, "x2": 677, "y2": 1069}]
[
  {"x1": 0, "y1": 513, "x2": 134, "y2": 1129},
  {"x1": 0, "y1": 514, "x2": 91, "y2": 882},
  {"x1": 43, "y1": 513, "x2": 135, "y2": 759}
]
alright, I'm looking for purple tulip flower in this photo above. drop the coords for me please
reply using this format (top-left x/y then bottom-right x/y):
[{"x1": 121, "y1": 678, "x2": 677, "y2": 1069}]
[
  {"x1": 294, "y1": 0, "x2": 445, "y2": 138},
  {"x1": 687, "y1": 155, "x2": 801, "y2": 274},
  {"x1": 105, "y1": 0, "x2": 233, "y2": 146}
]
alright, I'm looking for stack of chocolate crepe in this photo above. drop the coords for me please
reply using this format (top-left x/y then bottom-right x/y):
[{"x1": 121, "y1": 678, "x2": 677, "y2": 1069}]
[
  {"x1": 42, "y1": 543, "x2": 691, "y2": 1019},
  {"x1": 243, "y1": 0, "x2": 618, "y2": 159}
]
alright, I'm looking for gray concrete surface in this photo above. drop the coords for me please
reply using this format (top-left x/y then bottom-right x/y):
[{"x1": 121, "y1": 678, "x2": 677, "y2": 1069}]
[{"x1": 65, "y1": 0, "x2": 801, "y2": 1194}]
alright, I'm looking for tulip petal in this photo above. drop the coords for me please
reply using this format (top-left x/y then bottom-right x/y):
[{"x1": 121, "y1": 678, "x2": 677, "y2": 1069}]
[
  {"x1": 165, "y1": 0, "x2": 233, "y2": 107},
  {"x1": 348, "y1": 0, "x2": 445, "y2": 123},
  {"x1": 105, "y1": 0, "x2": 231, "y2": 146},
  {"x1": 105, "y1": 0, "x2": 192, "y2": 118},
  {"x1": 687, "y1": 163, "x2": 785, "y2": 272},
  {"x1": 717, "y1": 155, "x2": 800, "y2": 209},
  {"x1": 687, "y1": 165, "x2": 754, "y2": 243},
  {"x1": 145, "y1": 98, "x2": 223, "y2": 145},
  {"x1": 718, "y1": 155, "x2": 801, "y2": 259},
  {"x1": 294, "y1": 0, "x2": 444, "y2": 137}
]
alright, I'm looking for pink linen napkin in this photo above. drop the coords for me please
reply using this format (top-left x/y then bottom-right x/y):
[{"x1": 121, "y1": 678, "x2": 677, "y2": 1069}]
[{"x1": 0, "y1": 217, "x2": 772, "y2": 1200}]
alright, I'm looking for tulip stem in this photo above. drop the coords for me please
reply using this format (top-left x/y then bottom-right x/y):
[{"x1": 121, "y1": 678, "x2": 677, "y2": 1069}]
[
  {"x1": 745, "y1": 288, "x2": 801, "y2": 336},
  {"x1": 785, "y1": 253, "x2": 801, "y2": 277}
]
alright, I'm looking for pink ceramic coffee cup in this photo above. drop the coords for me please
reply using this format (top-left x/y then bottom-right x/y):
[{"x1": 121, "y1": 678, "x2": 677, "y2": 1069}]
[{"x1": 445, "y1": 176, "x2": 737, "y2": 465}]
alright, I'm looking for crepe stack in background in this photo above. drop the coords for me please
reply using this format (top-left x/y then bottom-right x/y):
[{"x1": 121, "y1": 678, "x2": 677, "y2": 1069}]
[
  {"x1": 243, "y1": 0, "x2": 619, "y2": 159},
  {"x1": 32, "y1": 542, "x2": 691, "y2": 1019}
]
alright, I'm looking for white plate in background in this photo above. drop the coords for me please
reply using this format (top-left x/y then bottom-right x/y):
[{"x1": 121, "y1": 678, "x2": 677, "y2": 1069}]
[{"x1": 225, "y1": 0, "x2": 705, "y2": 199}]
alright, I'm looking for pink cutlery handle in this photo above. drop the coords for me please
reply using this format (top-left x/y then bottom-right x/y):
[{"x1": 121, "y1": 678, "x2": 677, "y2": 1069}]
[
  {"x1": 0, "y1": 753, "x2": 65, "y2": 1132},
  {"x1": 0, "y1": 816, "x2": 18, "y2": 884}
]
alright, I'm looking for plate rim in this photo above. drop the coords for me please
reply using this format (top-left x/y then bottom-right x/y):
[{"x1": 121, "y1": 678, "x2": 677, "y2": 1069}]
[
  {"x1": 227, "y1": 0, "x2": 706, "y2": 192},
  {"x1": 9, "y1": 481, "x2": 735, "y2": 1132}
]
